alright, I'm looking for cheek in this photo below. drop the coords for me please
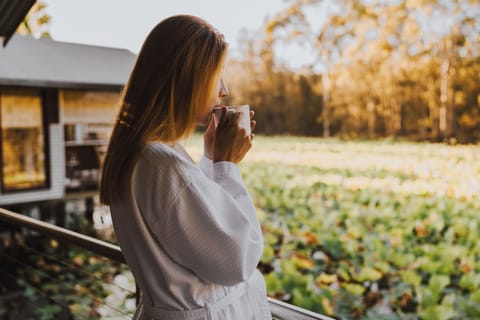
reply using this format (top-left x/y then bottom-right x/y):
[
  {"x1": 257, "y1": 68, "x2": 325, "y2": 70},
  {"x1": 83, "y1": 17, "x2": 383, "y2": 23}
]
[
  {"x1": 206, "y1": 86, "x2": 220, "y2": 109},
  {"x1": 195, "y1": 101, "x2": 214, "y2": 125},
  {"x1": 207, "y1": 95, "x2": 217, "y2": 108},
  {"x1": 196, "y1": 77, "x2": 221, "y2": 122}
]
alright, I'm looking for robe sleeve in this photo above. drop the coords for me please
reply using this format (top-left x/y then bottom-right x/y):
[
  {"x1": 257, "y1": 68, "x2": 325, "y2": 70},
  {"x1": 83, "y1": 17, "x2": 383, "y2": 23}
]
[
  {"x1": 151, "y1": 157, "x2": 264, "y2": 286},
  {"x1": 197, "y1": 156, "x2": 213, "y2": 180}
]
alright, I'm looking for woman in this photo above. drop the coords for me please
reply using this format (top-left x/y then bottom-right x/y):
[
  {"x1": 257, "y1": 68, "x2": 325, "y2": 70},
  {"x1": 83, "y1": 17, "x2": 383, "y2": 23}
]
[{"x1": 100, "y1": 15, "x2": 271, "y2": 319}]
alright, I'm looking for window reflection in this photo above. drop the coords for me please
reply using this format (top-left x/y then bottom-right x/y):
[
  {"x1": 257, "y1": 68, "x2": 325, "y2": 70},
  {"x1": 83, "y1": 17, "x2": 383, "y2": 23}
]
[
  {"x1": 1, "y1": 89, "x2": 47, "y2": 191},
  {"x1": 65, "y1": 145, "x2": 100, "y2": 191},
  {"x1": 61, "y1": 89, "x2": 119, "y2": 192}
]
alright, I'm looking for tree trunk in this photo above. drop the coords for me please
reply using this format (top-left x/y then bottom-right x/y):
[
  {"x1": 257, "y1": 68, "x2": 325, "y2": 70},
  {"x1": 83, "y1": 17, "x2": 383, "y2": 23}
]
[
  {"x1": 367, "y1": 101, "x2": 375, "y2": 138},
  {"x1": 322, "y1": 90, "x2": 330, "y2": 138},
  {"x1": 427, "y1": 78, "x2": 439, "y2": 139},
  {"x1": 322, "y1": 53, "x2": 331, "y2": 138},
  {"x1": 394, "y1": 101, "x2": 402, "y2": 137},
  {"x1": 439, "y1": 56, "x2": 450, "y2": 139}
]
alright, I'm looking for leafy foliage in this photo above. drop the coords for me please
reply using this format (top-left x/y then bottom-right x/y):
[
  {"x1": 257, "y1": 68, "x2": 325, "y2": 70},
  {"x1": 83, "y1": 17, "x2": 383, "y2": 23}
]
[
  {"x1": 17, "y1": 1, "x2": 51, "y2": 38},
  {"x1": 0, "y1": 224, "x2": 134, "y2": 319},
  {"x1": 230, "y1": 137, "x2": 479, "y2": 319}
]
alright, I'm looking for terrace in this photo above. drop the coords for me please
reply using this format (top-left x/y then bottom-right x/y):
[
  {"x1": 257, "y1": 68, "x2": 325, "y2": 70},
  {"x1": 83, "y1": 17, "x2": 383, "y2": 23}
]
[
  {"x1": 0, "y1": 2, "x2": 331, "y2": 318},
  {"x1": 0, "y1": 207, "x2": 332, "y2": 319}
]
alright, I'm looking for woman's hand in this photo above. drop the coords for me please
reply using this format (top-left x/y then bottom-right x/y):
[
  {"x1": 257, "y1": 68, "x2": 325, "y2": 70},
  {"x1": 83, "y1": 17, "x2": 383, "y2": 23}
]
[
  {"x1": 213, "y1": 106, "x2": 254, "y2": 164},
  {"x1": 249, "y1": 110, "x2": 256, "y2": 138}
]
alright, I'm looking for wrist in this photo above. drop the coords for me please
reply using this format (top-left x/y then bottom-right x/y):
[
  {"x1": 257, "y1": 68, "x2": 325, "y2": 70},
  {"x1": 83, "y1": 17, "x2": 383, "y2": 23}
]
[{"x1": 213, "y1": 156, "x2": 238, "y2": 164}]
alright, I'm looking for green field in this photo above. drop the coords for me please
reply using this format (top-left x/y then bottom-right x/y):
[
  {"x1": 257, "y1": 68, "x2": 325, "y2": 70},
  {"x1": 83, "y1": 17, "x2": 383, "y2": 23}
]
[
  {"x1": 187, "y1": 136, "x2": 480, "y2": 320},
  {"x1": 6, "y1": 136, "x2": 479, "y2": 319}
]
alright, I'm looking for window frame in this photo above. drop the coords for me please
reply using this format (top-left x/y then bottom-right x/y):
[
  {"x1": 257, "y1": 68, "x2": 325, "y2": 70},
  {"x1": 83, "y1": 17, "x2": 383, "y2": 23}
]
[{"x1": 0, "y1": 87, "x2": 51, "y2": 193}]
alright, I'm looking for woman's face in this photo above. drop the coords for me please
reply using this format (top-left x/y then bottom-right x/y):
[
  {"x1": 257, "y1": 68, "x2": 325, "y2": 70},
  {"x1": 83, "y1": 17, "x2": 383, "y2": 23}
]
[{"x1": 197, "y1": 69, "x2": 229, "y2": 125}]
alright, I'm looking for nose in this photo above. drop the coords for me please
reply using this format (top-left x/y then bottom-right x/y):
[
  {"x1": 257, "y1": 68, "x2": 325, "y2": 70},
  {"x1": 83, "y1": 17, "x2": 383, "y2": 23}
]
[{"x1": 218, "y1": 78, "x2": 229, "y2": 98}]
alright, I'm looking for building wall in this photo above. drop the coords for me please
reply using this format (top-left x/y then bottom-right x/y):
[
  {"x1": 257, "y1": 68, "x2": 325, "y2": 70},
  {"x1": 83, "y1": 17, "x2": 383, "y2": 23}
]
[
  {"x1": 60, "y1": 89, "x2": 121, "y2": 143},
  {"x1": 0, "y1": 87, "x2": 121, "y2": 205},
  {"x1": 60, "y1": 90, "x2": 121, "y2": 124}
]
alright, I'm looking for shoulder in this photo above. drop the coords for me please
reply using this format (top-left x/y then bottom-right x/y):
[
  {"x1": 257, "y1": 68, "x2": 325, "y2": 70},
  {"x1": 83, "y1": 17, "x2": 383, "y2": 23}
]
[
  {"x1": 136, "y1": 142, "x2": 198, "y2": 178},
  {"x1": 141, "y1": 142, "x2": 178, "y2": 163},
  {"x1": 131, "y1": 143, "x2": 196, "y2": 214},
  {"x1": 132, "y1": 143, "x2": 191, "y2": 206}
]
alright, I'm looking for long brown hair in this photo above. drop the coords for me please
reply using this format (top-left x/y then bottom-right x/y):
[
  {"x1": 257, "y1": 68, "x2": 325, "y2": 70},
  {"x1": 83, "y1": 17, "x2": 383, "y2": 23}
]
[{"x1": 100, "y1": 15, "x2": 228, "y2": 205}]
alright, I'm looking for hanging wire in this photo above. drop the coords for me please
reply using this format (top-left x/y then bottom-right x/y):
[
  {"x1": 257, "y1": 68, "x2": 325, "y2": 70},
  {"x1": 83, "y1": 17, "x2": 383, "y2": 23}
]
[
  {"x1": 3, "y1": 253, "x2": 131, "y2": 319},
  {"x1": 22, "y1": 243, "x2": 135, "y2": 295},
  {"x1": 0, "y1": 268, "x2": 90, "y2": 320}
]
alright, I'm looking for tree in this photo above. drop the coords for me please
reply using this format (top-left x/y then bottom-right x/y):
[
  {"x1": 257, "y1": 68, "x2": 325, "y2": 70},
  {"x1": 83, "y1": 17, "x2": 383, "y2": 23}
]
[
  {"x1": 261, "y1": 0, "x2": 480, "y2": 141},
  {"x1": 17, "y1": 1, "x2": 51, "y2": 38}
]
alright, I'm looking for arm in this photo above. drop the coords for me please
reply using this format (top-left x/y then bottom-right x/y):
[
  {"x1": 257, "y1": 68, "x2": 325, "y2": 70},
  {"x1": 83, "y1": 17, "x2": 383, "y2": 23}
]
[{"x1": 143, "y1": 155, "x2": 263, "y2": 286}]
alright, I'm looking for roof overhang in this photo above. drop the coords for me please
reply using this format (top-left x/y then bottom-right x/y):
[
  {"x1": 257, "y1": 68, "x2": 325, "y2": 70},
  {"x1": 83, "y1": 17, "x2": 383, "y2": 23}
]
[
  {"x1": 0, "y1": 0, "x2": 36, "y2": 47},
  {"x1": 0, "y1": 78, "x2": 124, "y2": 91},
  {"x1": 0, "y1": 35, "x2": 136, "y2": 89}
]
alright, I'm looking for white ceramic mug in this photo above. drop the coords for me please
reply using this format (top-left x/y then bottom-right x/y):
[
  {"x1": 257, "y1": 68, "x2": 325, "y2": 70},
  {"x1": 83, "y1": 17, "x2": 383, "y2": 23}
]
[{"x1": 213, "y1": 105, "x2": 251, "y2": 135}]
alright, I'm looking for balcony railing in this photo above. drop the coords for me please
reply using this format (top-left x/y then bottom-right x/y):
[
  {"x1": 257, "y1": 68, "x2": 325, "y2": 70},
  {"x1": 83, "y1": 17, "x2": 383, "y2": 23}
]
[{"x1": 0, "y1": 207, "x2": 333, "y2": 320}]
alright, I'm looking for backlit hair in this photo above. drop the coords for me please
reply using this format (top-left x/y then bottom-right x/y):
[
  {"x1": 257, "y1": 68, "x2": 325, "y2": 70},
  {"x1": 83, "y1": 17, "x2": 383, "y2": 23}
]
[{"x1": 100, "y1": 15, "x2": 228, "y2": 205}]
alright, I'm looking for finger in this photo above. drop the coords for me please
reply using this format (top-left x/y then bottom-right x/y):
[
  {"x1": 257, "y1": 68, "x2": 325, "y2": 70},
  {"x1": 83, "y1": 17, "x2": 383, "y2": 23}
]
[
  {"x1": 227, "y1": 112, "x2": 240, "y2": 127},
  {"x1": 218, "y1": 106, "x2": 228, "y2": 126},
  {"x1": 211, "y1": 105, "x2": 222, "y2": 128},
  {"x1": 249, "y1": 110, "x2": 255, "y2": 120},
  {"x1": 238, "y1": 127, "x2": 248, "y2": 138},
  {"x1": 209, "y1": 113, "x2": 216, "y2": 127},
  {"x1": 233, "y1": 112, "x2": 241, "y2": 123},
  {"x1": 206, "y1": 114, "x2": 216, "y2": 133},
  {"x1": 250, "y1": 120, "x2": 256, "y2": 132},
  {"x1": 246, "y1": 134, "x2": 253, "y2": 148}
]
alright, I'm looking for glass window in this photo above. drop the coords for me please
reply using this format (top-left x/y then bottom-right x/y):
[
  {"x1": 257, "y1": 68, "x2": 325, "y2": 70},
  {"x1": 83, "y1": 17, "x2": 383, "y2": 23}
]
[
  {"x1": 1, "y1": 88, "x2": 48, "y2": 191},
  {"x1": 60, "y1": 89, "x2": 120, "y2": 192}
]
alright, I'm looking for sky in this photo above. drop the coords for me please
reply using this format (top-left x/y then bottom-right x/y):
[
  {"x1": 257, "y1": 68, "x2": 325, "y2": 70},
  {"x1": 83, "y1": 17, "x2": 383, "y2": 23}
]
[{"x1": 42, "y1": 0, "x2": 317, "y2": 69}]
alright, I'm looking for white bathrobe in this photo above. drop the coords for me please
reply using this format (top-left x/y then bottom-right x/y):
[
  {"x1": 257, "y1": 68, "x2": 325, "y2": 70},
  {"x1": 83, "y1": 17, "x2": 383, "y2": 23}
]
[{"x1": 110, "y1": 142, "x2": 272, "y2": 320}]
